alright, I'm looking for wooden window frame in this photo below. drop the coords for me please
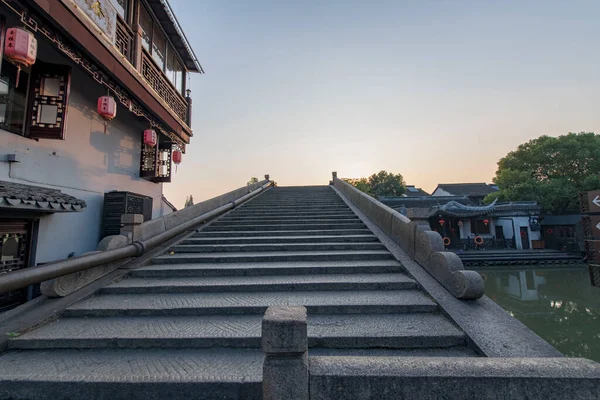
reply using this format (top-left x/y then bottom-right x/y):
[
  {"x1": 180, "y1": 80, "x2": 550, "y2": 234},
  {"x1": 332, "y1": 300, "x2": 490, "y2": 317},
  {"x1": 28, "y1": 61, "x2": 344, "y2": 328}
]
[
  {"x1": 27, "y1": 61, "x2": 72, "y2": 140},
  {"x1": 137, "y1": 1, "x2": 186, "y2": 95}
]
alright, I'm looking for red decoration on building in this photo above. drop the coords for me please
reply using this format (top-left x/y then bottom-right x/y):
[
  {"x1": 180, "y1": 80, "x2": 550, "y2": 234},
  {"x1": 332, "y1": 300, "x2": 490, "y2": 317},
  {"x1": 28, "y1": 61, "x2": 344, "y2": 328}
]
[
  {"x1": 483, "y1": 219, "x2": 490, "y2": 226},
  {"x1": 547, "y1": 228, "x2": 553, "y2": 234},
  {"x1": 143, "y1": 129, "x2": 157, "y2": 147},
  {"x1": 97, "y1": 96, "x2": 117, "y2": 120},
  {"x1": 172, "y1": 149, "x2": 182, "y2": 165},
  {"x1": 438, "y1": 219, "x2": 445, "y2": 226},
  {"x1": 4, "y1": 27, "x2": 37, "y2": 87}
]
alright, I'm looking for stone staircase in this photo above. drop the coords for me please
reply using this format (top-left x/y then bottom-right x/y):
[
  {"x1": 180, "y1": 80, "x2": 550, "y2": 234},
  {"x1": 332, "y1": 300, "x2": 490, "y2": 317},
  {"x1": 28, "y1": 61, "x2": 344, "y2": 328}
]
[{"x1": 0, "y1": 186, "x2": 474, "y2": 399}]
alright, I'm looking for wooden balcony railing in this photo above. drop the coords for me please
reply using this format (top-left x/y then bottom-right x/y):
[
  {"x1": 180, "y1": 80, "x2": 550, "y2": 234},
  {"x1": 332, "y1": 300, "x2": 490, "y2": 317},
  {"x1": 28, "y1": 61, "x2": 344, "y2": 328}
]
[
  {"x1": 115, "y1": 17, "x2": 133, "y2": 63},
  {"x1": 140, "y1": 49, "x2": 188, "y2": 123}
]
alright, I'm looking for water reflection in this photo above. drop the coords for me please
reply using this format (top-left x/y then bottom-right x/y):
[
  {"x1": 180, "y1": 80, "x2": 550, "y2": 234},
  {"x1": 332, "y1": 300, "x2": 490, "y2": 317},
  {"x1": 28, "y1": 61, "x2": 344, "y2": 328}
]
[{"x1": 476, "y1": 266, "x2": 600, "y2": 362}]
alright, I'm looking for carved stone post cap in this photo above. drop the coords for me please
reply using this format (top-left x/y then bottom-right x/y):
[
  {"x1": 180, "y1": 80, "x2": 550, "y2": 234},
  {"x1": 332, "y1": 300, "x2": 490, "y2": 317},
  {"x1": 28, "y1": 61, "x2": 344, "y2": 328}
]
[
  {"x1": 262, "y1": 306, "x2": 307, "y2": 354},
  {"x1": 121, "y1": 214, "x2": 144, "y2": 224},
  {"x1": 332, "y1": 171, "x2": 338, "y2": 178},
  {"x1": 265, "y1": 174, "x2": 270, "y2": 180}
]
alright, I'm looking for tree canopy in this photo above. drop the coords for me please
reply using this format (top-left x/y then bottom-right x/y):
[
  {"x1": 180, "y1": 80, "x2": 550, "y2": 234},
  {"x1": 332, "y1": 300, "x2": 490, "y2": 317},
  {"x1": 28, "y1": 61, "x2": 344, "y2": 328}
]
[
  {"x1": 247, "y1": 177, "x2": 259, "y2": 186},
  {"x1": 485, "y1": 132, "x2": 600, "y2": 214},
  {"x1": 345, "y1": 170, "x2": 406, "y2": 198},
  {"x1": 184, "y1": 195, "x2": 194, "y2": 208}
]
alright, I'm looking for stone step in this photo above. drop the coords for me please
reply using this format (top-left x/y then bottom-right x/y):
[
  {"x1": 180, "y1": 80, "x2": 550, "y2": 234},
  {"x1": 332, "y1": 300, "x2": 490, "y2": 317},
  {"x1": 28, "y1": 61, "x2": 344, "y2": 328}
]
[
  {"x1": 209, "y1": 218, "x2": 361, "y2": 226},
  {"x1": 192, "y1": 229, "x2": 373, "y2": 238},
  {"x1": 180, "y1": 234, "x2": 379, "y2": 245},
  {"x1": 100, "y1": 273, "x2": 416, "y2": 294},
  {"x1": 239, "y1": 205, "x2": 348, "y2": 210},
  {"x1": 152, "y1": 250, "x2": 395, "y2": 264},
  {"x1": 9, "y1": 313, "x2": 465, "y2": 350},
  {"x1": 203, "y1": 223, "x2": 366, "y2": 232},
  {"x1": 0, "y1": 348, "x2": 264, "y2": 400},
  {"x1": 219, "y1": 215, "x2": 359, "y2": 221},
  {"x1": 136, "y1": 260, "x2": 403, "y2": 277},
  {"x1": 170, "y1": 242, "x2": 386, "y2": 253},
  {"x1": 62, "y1": 290, "x2": 438, "y2": 317},
  {"x1": 223, "y1": 207, "x2": 356, "y2": 218}
]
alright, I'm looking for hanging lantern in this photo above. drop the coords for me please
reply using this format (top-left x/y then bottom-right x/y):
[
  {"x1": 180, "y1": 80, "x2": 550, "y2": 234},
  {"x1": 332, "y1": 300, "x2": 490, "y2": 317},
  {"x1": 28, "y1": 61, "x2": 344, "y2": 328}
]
[
  {"x1": 483, "y1": 219, "x2": 490, "y2": 226},
  {"x1": 172, "y1": 149, "x2": 182, "y2": 165},
  {"x1": 97, "y1": 96, "x2": 116, "y2": 120},
  {"x1": 438, "y1": 219, "x2": 445, "y2": 226},
  {"x1": 4, "y1": 27, "x2": 37, "y2": 87},
  {"x1": 143, "y1": 129, "x2": 157, "y2": 147}
]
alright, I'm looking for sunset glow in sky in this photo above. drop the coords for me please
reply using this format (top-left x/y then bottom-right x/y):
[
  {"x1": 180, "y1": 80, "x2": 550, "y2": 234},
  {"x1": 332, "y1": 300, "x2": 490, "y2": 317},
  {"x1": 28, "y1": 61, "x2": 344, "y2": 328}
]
[{"x1": 165, "y1": 0, "x2": 600, "y2": 208}]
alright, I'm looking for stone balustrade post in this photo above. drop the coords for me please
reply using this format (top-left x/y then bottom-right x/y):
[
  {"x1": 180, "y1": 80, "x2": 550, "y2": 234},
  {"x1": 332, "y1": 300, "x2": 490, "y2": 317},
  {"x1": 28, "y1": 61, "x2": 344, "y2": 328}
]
[
  {"x1": 262, "y1": 306, "x2": 309, "y2": 400},
  {"x1": 265, "y1": 174, "x2": 270, "y2": 180},
  {"x1": 120, "y1": 214, "x2": 144, "y2": 242}
]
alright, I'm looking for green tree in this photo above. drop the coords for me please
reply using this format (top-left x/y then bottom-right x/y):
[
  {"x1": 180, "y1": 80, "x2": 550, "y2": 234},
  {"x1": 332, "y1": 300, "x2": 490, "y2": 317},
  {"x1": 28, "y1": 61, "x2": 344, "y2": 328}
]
[
  {"x1": 184, "y1": 195, "x2": 194, "y2": 208},
  {"x1": 345, "y1": 170, "x2": 406, "y2": 198},
  {"x1": 485, "y1": 132, "x2": 600, "y2": 213},
  {"x1": 247, "y1": 177, "x2": 259, "y2": 186}
]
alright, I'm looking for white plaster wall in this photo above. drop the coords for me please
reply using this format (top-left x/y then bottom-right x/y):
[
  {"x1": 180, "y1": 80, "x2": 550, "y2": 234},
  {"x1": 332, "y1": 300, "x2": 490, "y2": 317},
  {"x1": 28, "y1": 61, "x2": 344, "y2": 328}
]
[
  {"x1": 495, "y1": 219, "x2": 515, "y2": 239},
  {"x1": 0, "y1": 40, "x2": 168, "y2": 262},
  {"x1": 459, "y1": 220, "x2": 471, "y2": 237}
]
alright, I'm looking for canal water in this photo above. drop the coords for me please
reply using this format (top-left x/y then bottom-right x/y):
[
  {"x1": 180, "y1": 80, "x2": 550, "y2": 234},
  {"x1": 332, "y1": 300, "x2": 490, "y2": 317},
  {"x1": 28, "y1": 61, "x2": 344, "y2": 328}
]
[{"x1": 474, "y1": 265, "x2": 600, "y2": 362}]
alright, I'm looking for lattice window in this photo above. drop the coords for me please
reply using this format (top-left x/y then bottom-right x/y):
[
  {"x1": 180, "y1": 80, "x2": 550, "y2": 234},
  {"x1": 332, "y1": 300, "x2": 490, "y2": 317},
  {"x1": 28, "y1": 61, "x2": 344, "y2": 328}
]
[
  {"x1": 28, "y1": 62, "x2": 71, "y2": 140},
  {"x1": 141, "y1": 50, "x2": 187, "y2": 122},
  {"x1": 115, "y1": 18, "x2": 133, "y2": 62}
]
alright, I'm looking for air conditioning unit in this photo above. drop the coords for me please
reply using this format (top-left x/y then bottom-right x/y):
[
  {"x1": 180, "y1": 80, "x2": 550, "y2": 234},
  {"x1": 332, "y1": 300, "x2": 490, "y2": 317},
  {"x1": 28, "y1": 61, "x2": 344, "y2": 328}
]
[{"x1": 102, "y1": 191, "x2": 152, "y2": 238}]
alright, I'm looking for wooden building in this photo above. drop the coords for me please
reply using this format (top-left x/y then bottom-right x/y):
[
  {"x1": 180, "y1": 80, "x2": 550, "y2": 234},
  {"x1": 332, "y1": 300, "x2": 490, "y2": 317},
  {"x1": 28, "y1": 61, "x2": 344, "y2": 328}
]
[{"x1": 0, "y1": 0, "x2": 201, "y2": 310}]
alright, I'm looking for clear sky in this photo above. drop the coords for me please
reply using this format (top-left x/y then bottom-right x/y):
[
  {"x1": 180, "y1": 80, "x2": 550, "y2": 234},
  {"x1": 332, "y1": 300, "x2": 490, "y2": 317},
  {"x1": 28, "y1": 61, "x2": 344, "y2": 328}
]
[{"x1": 165, "y1": 0, "x2": 600, "y2": 208}]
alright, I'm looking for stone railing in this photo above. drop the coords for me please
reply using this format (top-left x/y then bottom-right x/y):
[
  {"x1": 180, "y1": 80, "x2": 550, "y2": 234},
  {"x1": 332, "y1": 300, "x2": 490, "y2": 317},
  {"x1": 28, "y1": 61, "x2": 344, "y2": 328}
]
[
  {"x1": 41, "y1": 177, "x2": 272, "y2": 297},
  {"x1": 331, "y1": 172, "x2": 483, "y2": 299},
  {"x1": 261, "y1": 306, "x2": 600, "y2": 400}
]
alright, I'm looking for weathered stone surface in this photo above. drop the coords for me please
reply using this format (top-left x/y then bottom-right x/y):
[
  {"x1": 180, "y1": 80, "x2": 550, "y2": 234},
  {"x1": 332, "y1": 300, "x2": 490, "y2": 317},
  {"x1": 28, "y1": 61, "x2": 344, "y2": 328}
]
[
  {"x1": 263, "y1": 353, "x2": 309, "y2": 400},
  {"x1": 309, "y1": 356, "x2": 600, "y2": 400},
  {"x1": 262, "y1": 306, "x2": 307, "y2": 354},
  {"x1": 414, "y1": 230, "x2": 444, "y2": 266},
  {"x1": 426, "y1": 252, "x2": 484, "y2": 299},
  {"x1": 41, "y1": 235, "x2": 131, "y2": 297},
  {"x1": 136, "y1": 218, "x2": 167, "y2": 242},
  {"x1": 121, "y1": 214, "x2": 144, "y2": 224}
]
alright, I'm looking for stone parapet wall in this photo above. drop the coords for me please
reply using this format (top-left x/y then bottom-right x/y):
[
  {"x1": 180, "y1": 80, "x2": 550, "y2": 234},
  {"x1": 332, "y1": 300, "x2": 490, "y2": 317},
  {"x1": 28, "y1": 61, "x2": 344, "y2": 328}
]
[
  {"x1": 41, "y1": 179, "x2": 271, "y2": 297},
  {"x1": 332, "y1": 175, "x2": 483, "y2": 299}
]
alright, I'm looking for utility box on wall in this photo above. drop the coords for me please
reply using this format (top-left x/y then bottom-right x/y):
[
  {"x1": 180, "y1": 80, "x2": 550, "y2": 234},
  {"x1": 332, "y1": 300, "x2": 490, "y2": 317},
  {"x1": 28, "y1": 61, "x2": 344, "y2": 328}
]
[{"x1": 102, "y1": 191, "x2": 152, "y2": 238}]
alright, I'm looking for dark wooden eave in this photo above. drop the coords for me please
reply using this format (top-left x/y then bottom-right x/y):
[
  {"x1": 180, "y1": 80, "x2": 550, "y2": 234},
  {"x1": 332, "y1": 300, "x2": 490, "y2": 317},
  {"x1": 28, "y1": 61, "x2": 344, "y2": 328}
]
[{"x1": 30, "y1": 0, "x2": 192, "y2": 144}]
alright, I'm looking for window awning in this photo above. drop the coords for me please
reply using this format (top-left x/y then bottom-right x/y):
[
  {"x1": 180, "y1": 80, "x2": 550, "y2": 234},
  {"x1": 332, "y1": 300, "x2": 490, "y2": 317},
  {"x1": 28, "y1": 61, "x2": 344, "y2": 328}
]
[{"x1": 0, "y1": 181, "x2": 86, "y2": 213}]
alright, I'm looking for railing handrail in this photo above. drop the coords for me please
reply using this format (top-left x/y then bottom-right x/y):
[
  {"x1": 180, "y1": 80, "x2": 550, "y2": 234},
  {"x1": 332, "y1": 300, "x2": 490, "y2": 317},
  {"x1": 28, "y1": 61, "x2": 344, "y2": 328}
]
[{"x1": 0, "y1": 181, "x2": 273, "y2": 295}]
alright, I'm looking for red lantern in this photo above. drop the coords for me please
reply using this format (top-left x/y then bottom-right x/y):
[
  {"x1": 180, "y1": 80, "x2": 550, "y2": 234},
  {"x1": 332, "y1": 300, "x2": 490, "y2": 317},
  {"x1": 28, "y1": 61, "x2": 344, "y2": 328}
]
[
  {"x1": 438, "y1": 219, "x2": 445, "y2": 226},
  {"x1": 483, "y1": 219, "x2": 490, "y2": 226},
  {"x1": 4, "y1": 27, "x2": 37, "y2": 87},
  {"x1": 143, "y1": 129, "x2": 157, "y2": 147},
  {"x1": 97, "y1": 96, "x2": 117, "y2": 120},
  {"x1": 172, "y1": 149, "x2": 182, "y2": 165}
]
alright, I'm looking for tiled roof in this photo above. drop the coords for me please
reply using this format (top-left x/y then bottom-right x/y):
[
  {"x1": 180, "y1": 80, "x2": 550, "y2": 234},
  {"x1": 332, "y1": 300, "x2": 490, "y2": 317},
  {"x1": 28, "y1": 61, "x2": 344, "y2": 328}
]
[
  {"x1": 404, "y1": 185, "x2": 430, "y2": 197},
  {"x1": 434, "y1": 183, "x2": 498, "y2": 197},
  {"x1": 381, "y1": 196, "x2": 475, "y2": 209},
  {"x1": 431, "y1": 200, "x2": 540, "y2": 218},
  {"x1": 0, "y1": 181, "x2": 86, "y2": 212}
]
